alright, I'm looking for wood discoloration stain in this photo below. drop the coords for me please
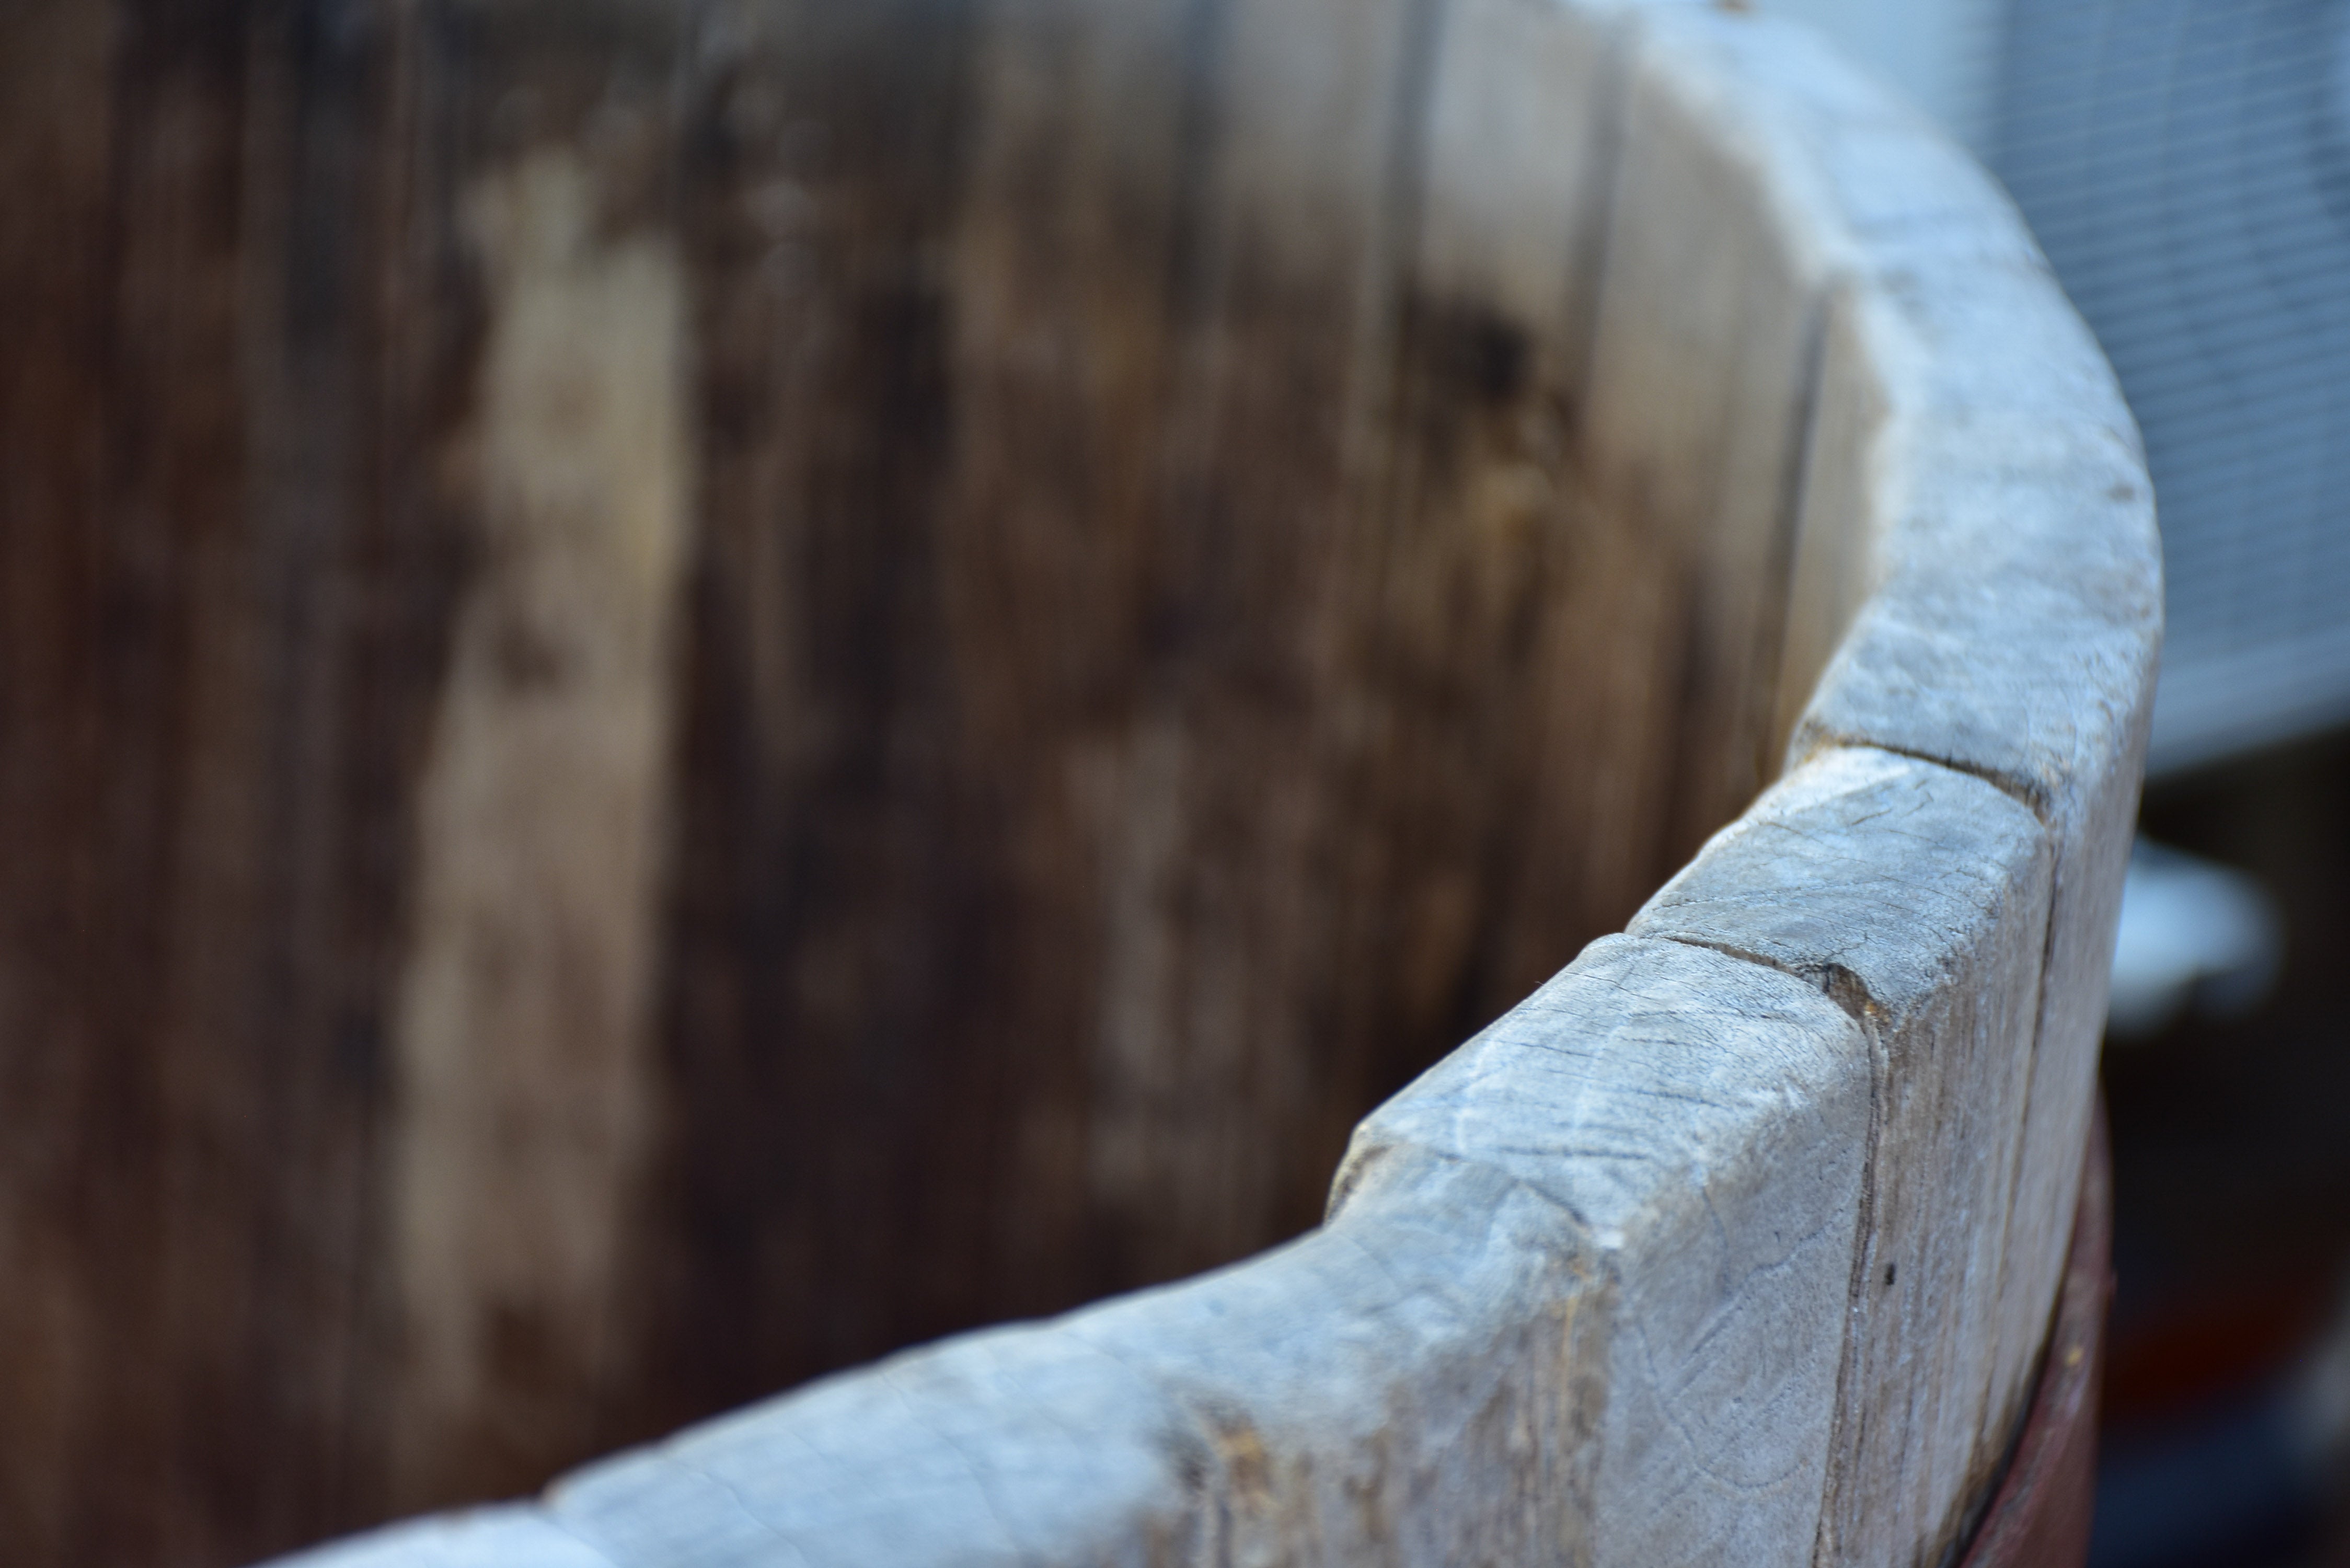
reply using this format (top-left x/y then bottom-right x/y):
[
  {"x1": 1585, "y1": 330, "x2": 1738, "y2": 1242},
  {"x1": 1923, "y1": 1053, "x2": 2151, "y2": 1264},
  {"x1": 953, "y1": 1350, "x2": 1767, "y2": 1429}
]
[{"x1": 387, "y1": 145, "x2": 691, "y2": 1509}]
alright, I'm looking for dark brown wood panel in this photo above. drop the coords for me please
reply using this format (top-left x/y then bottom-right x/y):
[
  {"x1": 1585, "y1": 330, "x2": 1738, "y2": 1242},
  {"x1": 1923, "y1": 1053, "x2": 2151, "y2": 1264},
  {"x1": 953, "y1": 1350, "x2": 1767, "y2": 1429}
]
[
  {"x1": 0, "y1": 0, "x2": 477, "y2": 1560},
  {"x1": 631, "y1": 0, "x2": 994, "y2": 1440}
]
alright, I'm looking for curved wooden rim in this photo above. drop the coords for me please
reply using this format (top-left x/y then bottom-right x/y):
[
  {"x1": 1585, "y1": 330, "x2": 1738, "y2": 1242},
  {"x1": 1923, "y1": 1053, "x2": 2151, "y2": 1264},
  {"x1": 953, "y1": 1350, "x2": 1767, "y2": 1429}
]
[{"x1": 275, "y1": 6, "x2": 2158, "y2": 1565}]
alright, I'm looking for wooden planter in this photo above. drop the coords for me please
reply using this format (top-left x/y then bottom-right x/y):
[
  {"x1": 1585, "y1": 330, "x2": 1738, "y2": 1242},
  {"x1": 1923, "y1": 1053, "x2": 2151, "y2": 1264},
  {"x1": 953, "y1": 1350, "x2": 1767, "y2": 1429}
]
[{"x1": 0, "y1": 1, "x2": 2157, "y2": 1565}]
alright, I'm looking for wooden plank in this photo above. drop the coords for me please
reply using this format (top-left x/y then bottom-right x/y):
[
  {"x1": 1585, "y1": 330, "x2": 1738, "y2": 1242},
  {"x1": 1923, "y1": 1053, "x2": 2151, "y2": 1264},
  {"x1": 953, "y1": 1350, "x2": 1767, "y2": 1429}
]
[
  {"x1": 927, "y1": 0, "x2": 1208, "y2": 1345},
  {"x1": 640, "y1": 0, "x2": 1465, "y2": 1443},
  {"x1": 0, "y1": 0, "x2": 704, "y2": 1545},
  {"x1": 643, "y1": 0, "x2": 1003, "y2": 1435},
  {"x1": 1706, "y1": 14, "x2": 2157, "y2": 1526},
  {"x1": 1629, "y1": 745, "x2": 2055, "y2": 1566},
  {"x1": 0, "y1": 10, "x2": 134, "y2": 1563},
  {"x1": 1575, "y1": 11, "x2": 1838, "y2": 875},
  {"x1": 1788, "y1": 262, "x2": 2156, "y2": 1525},
  {"x1": 0, "y1": 0, "x2": 484, "y2": 1559},
  {"x1": 938, "y1": 0, "x2": 1454, "y2": 1310},
  {"x1": 1368, "y1": 0, "x2": 1651, "y2": 1021},
  {"x1": 1341, "y1": 935, "x2": 1872, "y2": 1566},
  {"x1": 981, "y1": 0, "x2": 1446, "y2": 1314},
  {"x1": 1412, "y1": 0, "x2": 1617, "y2": 359},
  {"x1": 1622, "y1": 11, "x2": 2158, "y2": 1555},
  {"x1": 1955, "y1": 1109, "x2": 2110, "y2": 1568},
  {"x1": 1769, "y1": 287, "x2": 1881, "y2": 755},
  {"x1": 277, "y1": 935, "x2": 1866, "y2": 1568}
]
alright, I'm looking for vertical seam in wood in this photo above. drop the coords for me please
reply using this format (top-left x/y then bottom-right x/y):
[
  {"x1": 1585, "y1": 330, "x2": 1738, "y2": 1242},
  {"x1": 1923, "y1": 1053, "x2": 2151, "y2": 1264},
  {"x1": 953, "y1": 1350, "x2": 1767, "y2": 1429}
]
[
  {"x1": 1813, "y1": 1002, "x2": 1887, "y2": 1568},
  {"x1": 1341, "y1": 0, "x2": 1447, "y2": 497},
  {"x1": 1911, "y1": 874, "x2": 2061, "y2": 1568},
  {"x1": 1313, "y1": 0, "x2": 1447, "y2": 1092},
  {"x1": 1756, "y1": 292, "x2": 1829, "y2": 787},
  {"x1": 1630, "y1": 923, "x2": 1887, "y2": 1568},
  {"x1": 1563, "y1": 7, "x2": 1637, "y2": 415},
  {"x1": 1959, "y1": 840, "x2": 2073, "y2": 1554}
]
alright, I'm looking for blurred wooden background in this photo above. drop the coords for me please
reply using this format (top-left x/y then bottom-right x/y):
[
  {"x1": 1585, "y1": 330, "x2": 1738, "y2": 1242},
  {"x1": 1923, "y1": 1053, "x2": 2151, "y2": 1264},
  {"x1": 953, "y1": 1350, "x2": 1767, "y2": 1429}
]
[{"x1": 0, "y1": 1, "x2": 1803, "y2": 1562}]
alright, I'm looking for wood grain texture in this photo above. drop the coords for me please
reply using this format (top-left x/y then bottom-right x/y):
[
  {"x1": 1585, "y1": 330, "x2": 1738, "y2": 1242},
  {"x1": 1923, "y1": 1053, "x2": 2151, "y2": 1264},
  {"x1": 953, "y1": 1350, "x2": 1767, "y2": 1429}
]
[
  {"x1": 1339, "y1": 935, "x2": 1872, "y2": 1566},
  {"x1": 1579, "y1": 13, "x2": 1832, "y2": 872},
  {"x1": 1788, "y1": 252, "x2": 2157, "y2": 1513},
  {"x1": 1610, "y1": 11, "x2": 2159, "y2": 1556},
  {"x1": 632, "y1": 0, "x2": 1641, "y2": 1436},
  {"x1": 1630, "y1": 746, "x2": 2054, "y2": 1566},
  {"x1": 633, "y1": 0, "x2": 1689, "y2": 1446}
]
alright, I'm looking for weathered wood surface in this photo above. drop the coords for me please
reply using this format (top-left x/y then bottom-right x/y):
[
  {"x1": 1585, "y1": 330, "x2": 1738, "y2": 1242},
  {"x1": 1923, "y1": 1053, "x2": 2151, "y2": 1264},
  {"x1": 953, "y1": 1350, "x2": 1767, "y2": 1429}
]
[
  {"x1": 1632, "y1": 746, "x2": 2054, "y2": 1565},
  {"x1": 286, "y1": 936, "x2": 1872, "y2": 1568},
  {"x1": 0, "y1": 0, "x2": 2154, "y2": 1564}
]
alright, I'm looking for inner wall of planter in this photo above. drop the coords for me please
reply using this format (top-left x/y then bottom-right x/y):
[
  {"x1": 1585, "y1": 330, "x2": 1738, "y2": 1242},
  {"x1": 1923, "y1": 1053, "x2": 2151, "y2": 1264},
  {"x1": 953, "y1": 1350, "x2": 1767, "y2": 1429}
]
[
  {"x1": 621, "y1": 0, "x2": 1826, "y2": 1429},
  {"x1": 401, "y1": 0, "x2": 1840, "y2": 1503},
  {"x1": 0, "y1": 0, "x2": 1851, "y2": 1548}
]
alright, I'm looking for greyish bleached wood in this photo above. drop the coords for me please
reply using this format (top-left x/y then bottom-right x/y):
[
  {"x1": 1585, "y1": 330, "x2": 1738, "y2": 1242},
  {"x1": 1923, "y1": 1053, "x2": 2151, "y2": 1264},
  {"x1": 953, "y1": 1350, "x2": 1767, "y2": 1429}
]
[{"x1": 271, "y1": 2, "x2": 2158, "y2": 1564}]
